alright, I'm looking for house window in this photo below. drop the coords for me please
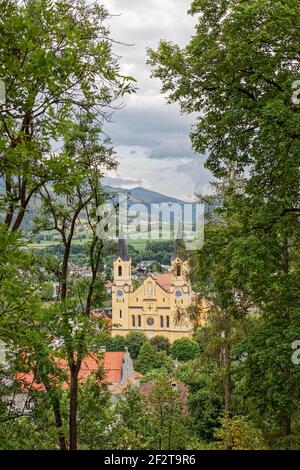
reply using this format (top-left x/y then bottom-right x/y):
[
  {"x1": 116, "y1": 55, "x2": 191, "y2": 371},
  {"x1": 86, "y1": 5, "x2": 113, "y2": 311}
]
[
  {"x1": 160, "y1": 316, "x2": 164, "y2": 328},
  {"x1": 118, "y1": 265, "x2": 122, "y2": 276},
  {"x1": 119, "y1": 310, "x2": 122, "y2": 319},
  {"x1": 132, "y1": 315, "x2": 136, "y2": 327},
  {"x1": 138, "y1": 315, "x2": 141, "y2": 327},
  {"x1": 166, "y1": 316, "x2": 170, "y2": 328},
  {"x1": 176, "y1": 265, "x2": 181, "y2": 277}
]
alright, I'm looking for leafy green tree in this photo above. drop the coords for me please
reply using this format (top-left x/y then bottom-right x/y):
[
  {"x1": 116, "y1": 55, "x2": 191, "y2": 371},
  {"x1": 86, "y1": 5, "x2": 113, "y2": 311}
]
[
  {"x1": 149, "y1": 0, "x2": 300, "y2": 448},
  {"x1": 32, "y1": 115, "x2": 115, "y2": 450},
  {"x1": 0, "y1": 0, "x2": 135, "y2": 231},
  {"x1": 136, "y1": 342, "x2": 173, "y2": 375},
  {"x1": 135, "y1": 341, "x2": 172, "y2": 374},
  {"x1": 215, "y1": 415, "x2": 268, "y2": 450},
  {"x1": 146, "y1": 377, "x2": 191, "y2": 450},
  {"x1": 40, "y1": 282, "x2": 54, "y2": 301},
  {"x1": 76, "y1": 378, "x2": 117, "y2": 450},
  {"x1": 148, "y1": 0, "x2": 300, "y2": 212},
  {"x1": 0, "y1": 1, "x2": 135, "y2": 451},
  {"x1": 171, "y1": 338, "x2": 199, "y2": 362},
  {"x1": 125, "y1": 331, "x2": 148, "y2": 360},
  {"x1": 105, "y1": 335, "x2": 126, "y2": 352},
  {"x1": 177, "y1": 360, "x2": 224, "y2": 443},
  {"x1": 0, "y1": 376, "x2": 116, "y2": 450},
  {"x1": 111, "y1": 387, "x2": 151, "y2": 450},
  {"x1": 140, "y1": 367, "x2": 171, "y2": 385},
  {"x1": 150, "y1": 335, "x2": 170, "y2": 354}
]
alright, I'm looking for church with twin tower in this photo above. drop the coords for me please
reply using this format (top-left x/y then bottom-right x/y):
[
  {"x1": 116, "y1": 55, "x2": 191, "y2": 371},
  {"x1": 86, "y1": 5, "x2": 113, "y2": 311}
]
[{"x1": 111, "y1": 235, "x2": 195, "y2": 342}]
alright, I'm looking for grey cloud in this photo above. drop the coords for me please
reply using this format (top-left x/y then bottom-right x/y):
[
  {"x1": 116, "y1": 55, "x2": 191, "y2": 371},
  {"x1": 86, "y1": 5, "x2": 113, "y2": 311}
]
[
  {"x1": 100, "y1": 1, "x2": 213, "y2": 199},
  {"x1": 176, "y1": 157, "x2": 214, "y2": 194},
  {"x1": 149, "y1": 138, "x2": 195, "y2": 160},
  {"x1": 105, "y1": 102, "x2": 195, "y2": 149},
  {"x1": 103, "y1": 176, "x2": 143, "y2": 187}
]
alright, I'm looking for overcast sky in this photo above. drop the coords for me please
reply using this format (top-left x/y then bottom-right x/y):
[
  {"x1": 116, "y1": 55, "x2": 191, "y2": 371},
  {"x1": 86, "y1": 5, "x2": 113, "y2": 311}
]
[{"x1": 103, "y1": 0, "x2": 212, "y2": 201}]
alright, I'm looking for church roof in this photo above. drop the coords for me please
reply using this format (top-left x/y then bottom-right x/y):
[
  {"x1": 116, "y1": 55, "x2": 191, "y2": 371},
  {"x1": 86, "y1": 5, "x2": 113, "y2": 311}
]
[
  {"x1": 118, "y1": 236, "x2": 130, "y2": 261},
  {"x1": 171, "y1": 222, "x2": 187, "y2": 261},
  {"x1": 152, "y1": 273, "x2": 173, "y2": 292}
]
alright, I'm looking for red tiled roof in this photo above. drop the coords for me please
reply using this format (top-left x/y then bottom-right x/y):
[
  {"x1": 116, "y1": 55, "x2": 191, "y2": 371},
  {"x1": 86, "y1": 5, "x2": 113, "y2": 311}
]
[
  {"x1": 103, "y1": 352, "x2": 124, "y2": 384},
  {"x1": 16, "y1": 352, "x2": 125, "y2": 391},
  {"x1": 152, "y1": 273, "x2": 173, "y2": 291}
]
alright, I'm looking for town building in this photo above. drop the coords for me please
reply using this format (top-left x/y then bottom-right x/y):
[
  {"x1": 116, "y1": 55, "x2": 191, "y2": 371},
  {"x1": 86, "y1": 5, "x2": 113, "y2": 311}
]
[{"x1": 111, "y1": 236, "x2": 200, "y2": 342}]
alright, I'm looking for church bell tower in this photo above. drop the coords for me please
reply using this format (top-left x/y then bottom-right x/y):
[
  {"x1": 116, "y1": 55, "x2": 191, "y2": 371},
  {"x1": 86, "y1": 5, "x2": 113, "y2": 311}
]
[{"x1": 112, "y1": 234, "x2": 132, "y2": 334}]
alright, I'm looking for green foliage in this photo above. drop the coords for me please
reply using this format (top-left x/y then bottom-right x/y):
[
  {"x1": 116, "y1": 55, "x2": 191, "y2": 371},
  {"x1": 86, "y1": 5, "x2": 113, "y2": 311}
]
[
  {"x1": 177, "y1": 360, "x2": 224, "y2": 442},
  {"x1": 111, "y1": 382, "x2": 195, "y2": 450},
  {"x1": 125, "y1": 331, "x2": 148, "y2": 359},
  {"x1": 0, "y1": 0, "x2": 136, "y2": 232},
  {"x1": 150, "y1": 335, "x2": 171, "y2": 353},
  {"x1": 130, "y1": 240, "x2": 174, "y2": 266},
  {"x1": 215, "y1": 415, "x2": 268, "y2": 450},
  {"x1": 171, "y1": 338, "x2": 199, "y2": 362},
  {"x1": 136, "y1": 342, "x2": 173, "y2": 375},
  {"x1": 0, "y1": 377, "x2": 116, "y2": 450},
  {"x1": 0, "y1": 0, "x2": 136, "y2": 450},
  {"x1": 145, "y1": 377, "x2": 192, "y2": 450},
  {"x1": 112, "y1": 387, "x2": 151, "y2": 449},
  {"x1": 140, "y1": 367, "x2": 171, "y2": 385},
  {"x1": 105, "y1": 335, "x2": 126, "y2": 352},
  {"x1": 149, "y1": 0, "x2": 300, "y2": 450}
]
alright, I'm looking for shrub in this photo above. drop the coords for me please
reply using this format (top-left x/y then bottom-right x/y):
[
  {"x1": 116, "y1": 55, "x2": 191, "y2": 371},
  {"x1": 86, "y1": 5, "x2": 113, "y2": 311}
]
[
  {"x1": 106, "y1": 335, "x2": 126, "y2": 352},
  {"x1": 150, "y1": 335, "x2": 170, "y2": 354},
  {"x1": 125, "y1": 331, "x2": 148, "y2": 359},
  {"x1": 136, "y1": 342, "x2": 173, "y2": 374},
  {"x1": 170, "y1": 338, "x2": 199, "y2": 362}
]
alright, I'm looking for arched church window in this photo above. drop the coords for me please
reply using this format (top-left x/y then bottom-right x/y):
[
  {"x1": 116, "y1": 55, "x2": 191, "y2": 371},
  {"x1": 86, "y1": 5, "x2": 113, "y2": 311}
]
[
  {"x1": 118, "y1": 265, "x2": 122, "y2": 277},
  {"x1": 145, "y1": 282, "x2": 153, "y2": 297},
  {"x1": 176, "y1": 264, "x2": 181, "y2": 277}
]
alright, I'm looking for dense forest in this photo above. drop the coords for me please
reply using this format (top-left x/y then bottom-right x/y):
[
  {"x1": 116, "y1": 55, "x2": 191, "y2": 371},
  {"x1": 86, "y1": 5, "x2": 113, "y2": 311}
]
[{"x1": 0, "y1": 0, "x2": 300, "y2": 451}]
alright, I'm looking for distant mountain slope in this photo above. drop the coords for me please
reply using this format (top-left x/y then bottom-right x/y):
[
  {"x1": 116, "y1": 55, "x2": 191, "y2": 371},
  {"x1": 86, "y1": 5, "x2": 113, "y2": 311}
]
[
  {"x1": 0, "y1": 181, "x2": 193, "y2": 232},
  {"x1": 105, "y1": 186, "x2": 191, "y2": 207}
]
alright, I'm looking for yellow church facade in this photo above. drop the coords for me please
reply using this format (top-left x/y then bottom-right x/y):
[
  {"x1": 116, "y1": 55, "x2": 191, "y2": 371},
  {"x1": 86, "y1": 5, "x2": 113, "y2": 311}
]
[{"x1": 111, "y1": 238, "x2": 195, "y2": 342}]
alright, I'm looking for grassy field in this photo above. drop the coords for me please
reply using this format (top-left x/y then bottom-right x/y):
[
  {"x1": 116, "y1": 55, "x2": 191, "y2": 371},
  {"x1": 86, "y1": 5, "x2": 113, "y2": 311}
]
[{"x1": 25, "y1": 228, "x2": 169, "y2": 254}]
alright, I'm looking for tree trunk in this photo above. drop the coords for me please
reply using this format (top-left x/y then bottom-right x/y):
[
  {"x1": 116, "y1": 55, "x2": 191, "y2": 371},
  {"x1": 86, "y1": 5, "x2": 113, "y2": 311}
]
[
  {"x1": 69, "y1": 365, "x2": 79, "y2": 450},
  {"x1": 223, "y1": 331, "x2": 232, "y2": 451},
  {"x1": 282, "y1": 416, "x2": 291, "y2": 436},
  {"x1": 224, "y1": 343, "x2": 232, "y2": 416},
  {"x1": 60, "y1": 243, "x2": 71, "y2": 301},
  {"x1": 282, "y1": 237, "x2": 291, "y2": 441},
  {"x1": 50, "y1": 394, "x2": 67, "y2": 450}
]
